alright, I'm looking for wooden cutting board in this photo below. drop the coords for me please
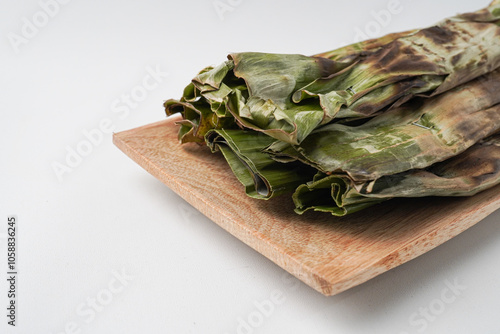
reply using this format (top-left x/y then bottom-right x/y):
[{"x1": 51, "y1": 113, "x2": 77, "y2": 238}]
[{"x1": 113, "y1": 114, "x2": 500, "y2": 296}]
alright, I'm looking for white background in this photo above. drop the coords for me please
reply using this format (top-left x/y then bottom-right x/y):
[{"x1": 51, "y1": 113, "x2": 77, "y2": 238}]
[{"x1": 1, "y1": 0, "x2": 499, "y2": 333}]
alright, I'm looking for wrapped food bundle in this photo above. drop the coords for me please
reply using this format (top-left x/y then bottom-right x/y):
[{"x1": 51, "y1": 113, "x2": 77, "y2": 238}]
[{"x1": 165, "y1": 1, "x2": 500, "y2": 216}]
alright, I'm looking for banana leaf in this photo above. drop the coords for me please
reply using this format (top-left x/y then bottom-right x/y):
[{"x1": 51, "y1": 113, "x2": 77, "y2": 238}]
[
  {"x1": 166, "y1": 1, "x2": 500, "y2": 145},
  {"x1": 293, "y1": 133, "x2": 500, "y2": 216},
  {"x1": 205, "y1": 129, "x2": 316, "y2": 199},
  {"x1": 267, "y1": 68, "x2": 500, "y2": 181}
]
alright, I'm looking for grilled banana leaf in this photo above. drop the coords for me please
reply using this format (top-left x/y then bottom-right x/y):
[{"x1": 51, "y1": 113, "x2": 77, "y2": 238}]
[
  {"x1": 166, "y1": 1, "x2": 500, "y2": 145},
  {"x1": 293, "y1": 133, "x2": 500, "y2": 215},
  {"x1": 267, "y1": 69, "x2": 500, "y2": 181},
  {"x1": 205, "y1": 129, "x2": 316, "y2": 199}
]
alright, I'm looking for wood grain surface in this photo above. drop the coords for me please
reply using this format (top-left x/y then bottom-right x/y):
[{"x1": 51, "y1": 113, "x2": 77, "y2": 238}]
[{"x1": 113, "y1": 114, "x2": 500, "y2": 296}]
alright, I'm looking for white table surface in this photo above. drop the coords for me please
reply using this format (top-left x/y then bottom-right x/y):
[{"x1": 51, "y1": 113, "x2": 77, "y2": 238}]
[{"x1": 2, "y1": 0, "x2": 499, "y2": 333}]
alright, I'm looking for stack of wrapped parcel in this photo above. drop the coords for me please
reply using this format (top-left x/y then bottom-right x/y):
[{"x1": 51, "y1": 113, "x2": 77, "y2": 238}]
[{"x1": 165, "y1": 1, "x2": 500, "y2": 216}]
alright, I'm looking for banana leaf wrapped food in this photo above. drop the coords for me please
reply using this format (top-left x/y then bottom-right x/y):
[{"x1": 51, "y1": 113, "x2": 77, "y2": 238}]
[
  {"x1": 166, "y1": 1, "x2": 500, "y2": 145},
  {"x1": 203, "y1": 69, "x2": 500, "y2": 215},
  {"x1": 293, "y1": 133, "x2": 500, "y2": 215},
  {"x1": 266, "y1": 68, "x2": 500, "y2": 181},
  {"x1": 165, "y1": 1, "x2": 500, "y2": 216}
]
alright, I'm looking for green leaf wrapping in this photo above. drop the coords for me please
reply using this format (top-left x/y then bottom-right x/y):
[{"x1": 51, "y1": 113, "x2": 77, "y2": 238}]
[
  {"x1": 166, "y1": 1, "x2": 500, "y2": 145},
  {"x1": 205, "y1": 129, "x2": 316, "y2": 199},
  {"x1": 267, "y1": 69, "x2": 500, "y2": 181},
  {"x1": 293, "y1": 133, "x2": 500, "y2": 216},
  {"x1": 163, "y1": 1, "x2": 500, "y2": 217}
]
